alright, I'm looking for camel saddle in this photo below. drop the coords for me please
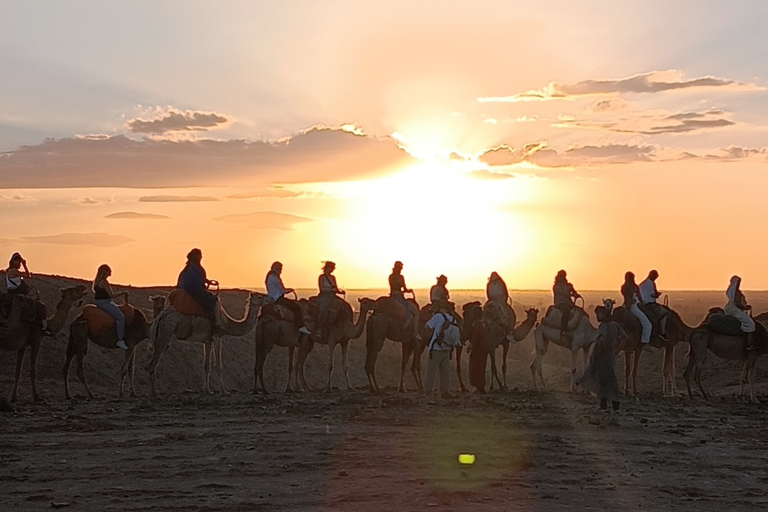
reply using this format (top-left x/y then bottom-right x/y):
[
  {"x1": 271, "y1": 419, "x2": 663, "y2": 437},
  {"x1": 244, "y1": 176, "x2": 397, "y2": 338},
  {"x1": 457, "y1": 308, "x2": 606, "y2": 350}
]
[
  {"x1": 168, "y1": 289, "x2": 207, "y2": 317},
  {"x1": 0, "y1": 293, "x2": 40, "y2": 329},
  {"x1": 541, "y1": 305, "x2": 584, "y2": 331},
  {"x1": 305, "y1": 295, "x2": 350, "y2": 327},
  {"x1": 482, "y1": 300, "x2": 509, "y2": 330},
  {"x1": 373, "y1": 296, "x2": 414, "y2": 321},
  {"x1": 81, "y1": 304, "x2": 136, "y2": 335},
  {"x1": 705, "y1": 313, "x2": 746, "y2": 337},
  {"x1": 260, "y1": 303, "x2": 296, "y2": 322}
]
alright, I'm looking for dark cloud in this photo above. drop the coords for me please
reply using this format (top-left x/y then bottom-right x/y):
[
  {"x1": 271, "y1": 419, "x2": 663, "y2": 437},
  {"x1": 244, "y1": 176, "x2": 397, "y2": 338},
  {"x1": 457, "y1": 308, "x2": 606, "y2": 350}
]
[
  {"x1": 0, "y1": 127, "x2": 415, "y2": 189},
  {"x1": 478, "y1": 70, "x2": 761, "y2": 102},
  {"x1": 138, "y1": 195, "x2": 219, "y2": 203},
  {"x1": 21, "y1": 233, "x2": 135, "y2": 247},
  {"x1": 127, "y1": 109, "x2": 230, "y2": 134},
  {"x1": 212, "y1": 211, "x2": 312, "y2": 230},
  {"x1": 104, "y1": 212, "x2": 169, "y2": 220}
]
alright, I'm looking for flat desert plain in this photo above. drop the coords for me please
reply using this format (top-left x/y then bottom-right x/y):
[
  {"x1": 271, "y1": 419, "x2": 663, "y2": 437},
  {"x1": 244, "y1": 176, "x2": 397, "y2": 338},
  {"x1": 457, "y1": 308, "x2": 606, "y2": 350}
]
[{"x1": 1, "y1": 276, "x2": 767, "y2": 511}]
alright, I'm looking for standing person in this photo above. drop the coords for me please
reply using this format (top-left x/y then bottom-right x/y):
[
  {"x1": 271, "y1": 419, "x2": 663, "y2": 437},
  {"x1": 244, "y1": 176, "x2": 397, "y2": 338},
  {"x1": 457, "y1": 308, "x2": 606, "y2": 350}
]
[
  {"x1": 266, "y1": 261, "x2": 310, "y2": 334},
  {"x1": 578, "y1": 305, "x2": 626, "y2": 412},
  {"x1": 638, "y1": 270, "x2": 668, "y2": 340},
  {"x1": 5, "y1": 252, "x2": 31, "y2": 296},
  {"x1": 424, "y1": 304, "x2": 461, "y2": 398},
  {"x1": 621, "y1": 271, "x2": 652, "y2": 346},
  {"x1": 316, "y1": 261, "x2": 345, "y2": 340},
  {"x1": 93, "y1": 264, "x2": 128, "y2": 350},
  {"x1": 389, "y1": 261, "x2": 419, "y2": 339},
  {"x1": 177, "y1": 248, "x2": 219, "y2": 323},
  {"x1": 724, "y1": 275, "x2": 757, "y2": 350},
  {"x1": 553, "y1": 270, "x2": 582, "y2": 335}
]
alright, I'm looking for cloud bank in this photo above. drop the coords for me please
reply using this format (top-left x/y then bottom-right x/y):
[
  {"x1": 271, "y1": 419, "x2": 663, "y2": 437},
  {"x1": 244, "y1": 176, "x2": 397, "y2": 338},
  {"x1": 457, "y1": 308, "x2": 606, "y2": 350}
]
[
  {"x1": 0, "y1": 127, "x2": 415, "y2": 189},
  {"x1": 478, "y1": 70, "x2": 762, "y2": 102},
  {"x1": 104, "y1": 212, "x2": 169, "y2": 220},
  {"x1": 213, "y1": 211, "x2": 312, "y2": 230},
  {"x1": 138, "y1": 195, "x2": 219, "y2": 203},
  {"x1": 20, "y1": 233, "x2": 135, "y2": 247},
  {"x1": 127, "y1": 108, "x2": 230, "y2": 134}
]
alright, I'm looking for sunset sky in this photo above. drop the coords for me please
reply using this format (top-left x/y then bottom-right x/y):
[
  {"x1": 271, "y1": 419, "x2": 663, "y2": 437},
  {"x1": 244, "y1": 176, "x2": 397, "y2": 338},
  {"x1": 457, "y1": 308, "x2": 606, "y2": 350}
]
[{"x1": 2, "y1": 1, "x2": 768, "y2": 291}]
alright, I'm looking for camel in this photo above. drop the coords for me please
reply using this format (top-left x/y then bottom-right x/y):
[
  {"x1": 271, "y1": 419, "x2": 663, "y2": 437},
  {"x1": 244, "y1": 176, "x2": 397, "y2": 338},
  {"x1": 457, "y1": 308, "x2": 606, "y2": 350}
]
[
  {"x1": 609, "y1": 301, "x2": 694, "y2": 397},
  {"x1": 252, "y1": 300, "x2": 314, "y2": 394},
  {"x1": 1, "y1": 285, "x2": 88, "y2": 402},
  {"x1": 148, "y1": 291, "x2": 267, "y2": 398},
  {"x1": 455, "y1": 301, "x2": 482, "y2": 392},
  {"x1": 684, "y1": 309, "x2": 768, "y2": 403},
  {"x1": 62, "y1": 295, "x2": 166, "y2": 400},
  {"x1": 530, "y1": 307, "x2": 597, "y2": 392},
  {"x1": 295, "y1": 298, "x2": 374, "y2": 391},
  {"x1": 360, "y1": 296, "x2": 426, "y2": 393},
  {"x1": 468, "y1": 305, "x2": 538, "y2": 392}
]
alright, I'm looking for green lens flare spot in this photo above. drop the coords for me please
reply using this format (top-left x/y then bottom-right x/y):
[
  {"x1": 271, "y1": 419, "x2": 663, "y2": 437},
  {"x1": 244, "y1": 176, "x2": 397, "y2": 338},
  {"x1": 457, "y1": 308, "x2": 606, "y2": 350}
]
[{"x1": 458, "y1": 453, "x2": 476, "y2": 465}]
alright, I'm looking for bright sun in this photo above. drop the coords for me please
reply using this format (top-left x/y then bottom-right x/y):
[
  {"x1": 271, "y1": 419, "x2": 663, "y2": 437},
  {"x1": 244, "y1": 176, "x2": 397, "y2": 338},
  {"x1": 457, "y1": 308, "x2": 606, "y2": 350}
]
[{"x1": 308, "y1": 159, "x2": 539, "y2": 288}]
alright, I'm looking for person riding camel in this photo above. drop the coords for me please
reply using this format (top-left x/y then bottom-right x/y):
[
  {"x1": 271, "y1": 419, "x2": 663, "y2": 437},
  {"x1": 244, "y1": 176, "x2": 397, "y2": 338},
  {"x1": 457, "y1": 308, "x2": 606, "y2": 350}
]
[
  {"x1": 486, "y1": 271, "x2": 516, "y2": 343},
  {"x1": 724, "y1": 275, "x2": 757, "y2": 350},
  {"x1": 93, "y1": 264, "x2": 129, "y2": 350},
  {"x1": 429, "y1": 275, "x2": 451, "y2": 310},
  {"x1": 315, "y1": 261, "x2": 346, "y2": 341},
  {"x1": 177, "y1": 248, "x2": 219, "y2": 324},
  {"x1": 389, "y1": 261, "x2": 420, "y2": 339},
  {"x1": 621, "y1": 271, "x2": 652, "y2": 346},
  {"x1": 5, "y1": 252, "x2": 31, "y2": 297},
  {"x1": 638, "y1": 270, "x2": 668, "y2": 341},
  {"x1": 553, "y1": 270, "x2": 582, "y2": 338},
  {"x1": 266, "y1": 261, "x2": 310, "y2": 335}
]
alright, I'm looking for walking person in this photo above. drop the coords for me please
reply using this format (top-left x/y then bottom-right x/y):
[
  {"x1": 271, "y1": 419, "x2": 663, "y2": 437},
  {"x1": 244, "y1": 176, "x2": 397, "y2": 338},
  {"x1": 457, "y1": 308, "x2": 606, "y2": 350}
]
[
  {"x1": 578, "y1": 305, "x2": 626, "y2": 412},
  {"x1": 92, "y1": 264, "x2": 128, "y2": 350},
  {"x1": 423, "y1": 304, "x2": 461, "y2": 398}
]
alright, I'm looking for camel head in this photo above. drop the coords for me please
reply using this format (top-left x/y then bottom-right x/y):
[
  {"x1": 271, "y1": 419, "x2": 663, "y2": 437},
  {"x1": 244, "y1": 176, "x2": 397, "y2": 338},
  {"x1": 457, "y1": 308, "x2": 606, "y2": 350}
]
[
  {"x1": 357, "y1": 297, "x2": 377, "y2": 310},
  {"x1": 149, "y1": 295, "x2": 166, "y2": 309},
  {"x1": 61, "y1": 285, "x2": 89, "y2": 306},
  {"x1": 602, "y1": 298, "x2": 616, "y2": 312},
  {"x1": 524, "y1": 307, "x2": 539, "y2": 321}
]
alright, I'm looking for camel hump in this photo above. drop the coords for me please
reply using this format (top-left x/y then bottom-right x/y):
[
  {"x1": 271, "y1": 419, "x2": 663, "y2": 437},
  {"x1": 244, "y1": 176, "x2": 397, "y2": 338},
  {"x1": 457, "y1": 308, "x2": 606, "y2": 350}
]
[
  {"x1": 81, "y1": 304, "x2": 136, "y2": 334},
  {"x1": 169, "y1": 289, "x2": 208, "y2": 317},
  {"x1": 260, "y1": 303, "x2": 296, "y2": 322},
  {"x1": 706, "y1": 314, "x2": 745, "y2": 337}
]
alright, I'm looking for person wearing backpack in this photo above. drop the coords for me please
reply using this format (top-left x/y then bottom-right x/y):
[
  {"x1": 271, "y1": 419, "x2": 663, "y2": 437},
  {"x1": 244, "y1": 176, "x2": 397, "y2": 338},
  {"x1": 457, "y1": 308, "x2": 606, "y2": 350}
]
[{"x1": 424, "y1": 303, "x2": 461, "y2": 398}]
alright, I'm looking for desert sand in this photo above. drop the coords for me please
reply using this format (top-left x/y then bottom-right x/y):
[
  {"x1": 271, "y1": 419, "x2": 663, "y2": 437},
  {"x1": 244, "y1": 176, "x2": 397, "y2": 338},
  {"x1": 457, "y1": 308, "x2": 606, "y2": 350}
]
[{"x1": 1, "y1": 275, "x2": 767, "y2": 511}]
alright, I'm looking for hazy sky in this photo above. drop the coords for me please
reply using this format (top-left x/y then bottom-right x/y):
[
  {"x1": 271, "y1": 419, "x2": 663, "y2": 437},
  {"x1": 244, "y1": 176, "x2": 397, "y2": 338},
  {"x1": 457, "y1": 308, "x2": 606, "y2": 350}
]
[{"x1": 2, "y1": 1, "x2": 768, "y2": 291}]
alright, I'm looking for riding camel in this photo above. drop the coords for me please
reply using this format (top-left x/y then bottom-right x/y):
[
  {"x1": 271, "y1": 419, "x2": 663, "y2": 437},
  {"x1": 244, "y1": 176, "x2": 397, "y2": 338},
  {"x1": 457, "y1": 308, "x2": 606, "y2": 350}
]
[
  {"x1": 608, "y1": 300, "x2": 694, "y2": 397},
  {"x1": 148, "y1": 290, "x2": 267, "y2": 397},
  {"x1": 295, "y1": 298, "x2": 374, "y2": 391},
  {"x1": 0, "y1": 285, "x2": 88, "y2": 402},
  {"x1": 63, "y1": 295, "x2": 166, "y2": 400},
  {"x1": 252, "y1": 299, "x2": 313, "y2": 394},
  {"x1": 684, "y1": 308, "x2": 768, "y2": 403},
  {"x1": 530, "y1": 305, "x2": 597, "y2": 392},
  {"x1": 468, "y1": 303, "x2": 538, "y2": 392},
  {"x1": 360, "y1": 295, "x2": 426, "y2": 393}
]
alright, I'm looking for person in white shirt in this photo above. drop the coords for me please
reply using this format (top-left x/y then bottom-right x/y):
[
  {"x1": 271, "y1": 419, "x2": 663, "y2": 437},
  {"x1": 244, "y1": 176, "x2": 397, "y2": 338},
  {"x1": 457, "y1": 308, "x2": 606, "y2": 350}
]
[
  {"x1": 621, "y1": 271, "x2": 652, "y2": 344},
  {"x1": 424, "y1": 304, "x2": 461, "y2": 398},
  {"x1": 266, "y1": 261, "x2": 310, "y2": 334},
  {"x1": 5, "y1": 252, "x2": 31, "y2": 296},
  {"x1": 638, "y1": 270, "x2": 668, "y2": 340},
  {"x1": 724, "y1": 275, "x2": 756, "y2": 350}
]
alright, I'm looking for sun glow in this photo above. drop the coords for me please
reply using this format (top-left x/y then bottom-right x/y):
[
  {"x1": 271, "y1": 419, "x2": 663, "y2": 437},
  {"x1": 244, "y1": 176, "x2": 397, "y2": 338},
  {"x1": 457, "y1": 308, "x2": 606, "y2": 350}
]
[{"x1": 308, "y1": 159, "x2": 539, "y2": 288}]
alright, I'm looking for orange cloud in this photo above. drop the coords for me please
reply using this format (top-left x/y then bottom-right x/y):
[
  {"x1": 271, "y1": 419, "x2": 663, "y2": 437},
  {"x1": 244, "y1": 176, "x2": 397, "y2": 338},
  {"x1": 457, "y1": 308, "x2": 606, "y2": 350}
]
[
  {"x1": 138, "y1": 195, "x2": 219, "y2": 203},
  {"x1": 21, "y1": 233, "x2": 135, "y2": 247},
  {"x1": 127, "y1": 108, "x2": 230, "y2": 134},
  {"x1": 212, "y1": 211, "x2": 312, "y2": 230},
  {"x1": 104, "y1": 212, "x2": 170, "y2": 220}
]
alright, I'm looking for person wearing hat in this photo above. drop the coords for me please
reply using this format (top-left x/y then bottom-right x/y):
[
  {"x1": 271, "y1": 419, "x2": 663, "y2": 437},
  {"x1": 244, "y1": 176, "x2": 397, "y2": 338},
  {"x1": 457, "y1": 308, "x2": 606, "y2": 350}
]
[
  {"x1": 389, "y1": 261, "x2": 419, "y2": 339},
  {"x1": 5, "y1": 252, "x2": 31, "y2": 297},
  {"x1": 93, "y1": 264, "x2": 129, "y2": 350},
  {"x1": 725, "y1": 275, "x2": 757, "y2": 350},
  {"x1": 316, "y1": 261, "x2": 345, "y2": 341},
  {"x1": 553, "y1": 270, "x2": 582, "y2": 336},
  {"x1": 430, "y1": 275, "x2": 450, "y2": 308},
  {"x1": 266, "y1": 261, "x2": 310, "y2": 334},
  {"x1": 177, "y1": 248, "x2": 219, "y2": 323}
]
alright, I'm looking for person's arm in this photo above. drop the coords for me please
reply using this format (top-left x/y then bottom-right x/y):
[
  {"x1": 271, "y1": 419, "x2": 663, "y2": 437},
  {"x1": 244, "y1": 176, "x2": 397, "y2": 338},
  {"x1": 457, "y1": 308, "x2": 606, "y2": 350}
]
[
  {"x1": 402, "y1": 277, "x2": 412, "y2": 294},
  {"x1": 280, "y1": 277, "x2": 294, "y2": 295},
  {"x1": 103, "y1": 280, "x2": 128, "y2": 300}
]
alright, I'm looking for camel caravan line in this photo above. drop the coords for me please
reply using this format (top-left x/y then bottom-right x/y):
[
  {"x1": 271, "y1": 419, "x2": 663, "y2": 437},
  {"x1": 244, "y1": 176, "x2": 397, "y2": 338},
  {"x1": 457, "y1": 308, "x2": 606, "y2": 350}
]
[{"x1": 1, "y1": 269, "x2": 767, "y2": 404}]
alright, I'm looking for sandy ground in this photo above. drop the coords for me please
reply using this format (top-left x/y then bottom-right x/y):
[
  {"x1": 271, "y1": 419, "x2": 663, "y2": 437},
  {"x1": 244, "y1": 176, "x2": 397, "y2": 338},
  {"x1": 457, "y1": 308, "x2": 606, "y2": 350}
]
[{"x1": 2, "y1": 276, "x2": 768, "y2": 510}]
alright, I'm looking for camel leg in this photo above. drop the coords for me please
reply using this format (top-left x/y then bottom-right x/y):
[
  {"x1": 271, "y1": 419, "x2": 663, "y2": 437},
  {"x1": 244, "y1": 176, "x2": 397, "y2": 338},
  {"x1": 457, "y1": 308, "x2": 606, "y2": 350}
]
[
  {"x1": 632, "y1": 350, "x2": 641, "y2": 397},
  {"x1": 668, "y1": 346, "x2": 680, "y2": 396},
  {"x1": 75, "y1": 353, "x2": 95, "y2": 400},
  {"x1": 256, "y1": 351, "x2": 269, "y2": 395},
  {"x1": 501, "y1": 340, "x2": 510, "y2": 390},
  {"x1": 285, "y1": 346, "x2": 295, "y2": 393},
  {"x1": 63, "y1": 341, "x2": 77, "y2": 400},
  {"x1": 569, "y1": 348, "x2": 578, "y2": 393},
  {"x1": 29, "y1": 340, "x2": 43, "y2": 403},
  {"x1": 213, "y1": 338, "x2": 229, "y2": 396},
  {"x1": 11, "y1": 349, "x2": 26, "y2": 403},
  {"x1": 411, "y1": 341, "x2": 424, "y2": 392},
  {"x1": 326, "y1": 342, "x2": 335, "y2": 391},
  {"x1": 398, "y1": 343, "x2": 412, "y2": 393},
  {"x1": 456, "y1": 346, "x2": 468, "y2": 393},
  {"x1": 202, "y1": 341, "x2": 213, "y2": 395},
  {"x1": 693, "y1": 351, "x2": 709, "y2": 400},
  {"x1": 623, "y1": 352, "x2": 631, "y2": 396},
  {"x1": 683, "y1": 351, "x2": 695, "y2": 399},
  {"x1": 147, "y1": 340, "x2": 171, "y2": 399},
  {"x1": 128, "y1": 349, "x2": 137, "y2": 398},
  {"x1": 489, "y1": 347, "x2": 506, "y2": 392},
  {"x1": 748, "y1": 360, "x2": 757, "y2": 403},
  {"x1": 661, "y1": 346, "x2": 671, "y2": 397},
  {"x1": 340, "y1": 340, "x2": 352, "y2": 390}
]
